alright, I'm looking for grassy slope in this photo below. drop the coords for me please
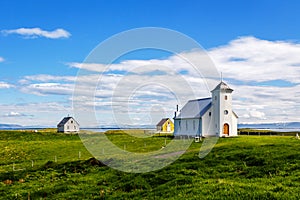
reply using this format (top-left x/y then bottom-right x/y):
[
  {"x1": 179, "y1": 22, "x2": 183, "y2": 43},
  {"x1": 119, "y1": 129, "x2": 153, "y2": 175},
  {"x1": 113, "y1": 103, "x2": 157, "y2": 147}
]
[{"x1": 0, "y1": 130, "x2": 299, "y2": 199}]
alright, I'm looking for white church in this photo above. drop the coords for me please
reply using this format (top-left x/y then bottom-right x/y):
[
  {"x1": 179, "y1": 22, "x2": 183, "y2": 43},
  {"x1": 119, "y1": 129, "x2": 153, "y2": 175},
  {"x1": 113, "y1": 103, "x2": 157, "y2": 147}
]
[{"x1": 173, "y1": 81, "x2": 238, "y2": 137}]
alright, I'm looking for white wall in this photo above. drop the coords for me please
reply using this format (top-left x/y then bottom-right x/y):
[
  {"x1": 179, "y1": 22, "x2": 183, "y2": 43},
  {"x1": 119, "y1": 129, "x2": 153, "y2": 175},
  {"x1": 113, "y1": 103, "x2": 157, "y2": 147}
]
[
  {"x1": 201, "y1": 107, "x2": 215, "y2": 136},
  {"x1": 174, "y1": 118, "x2": 200, "y2": 136},
  {"x1": 64, "y1": 119, "x2": 79, "y2": 132},
  {"x1": 231, "y1": 114, "x2": 238, "y2": 136}
]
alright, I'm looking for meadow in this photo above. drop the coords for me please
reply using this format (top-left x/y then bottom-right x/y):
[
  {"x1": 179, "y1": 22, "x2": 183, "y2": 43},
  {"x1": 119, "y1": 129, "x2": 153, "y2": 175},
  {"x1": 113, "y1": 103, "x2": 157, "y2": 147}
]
[{"x1": 0, "y1": 129, "x2": 299, "y2": 199}]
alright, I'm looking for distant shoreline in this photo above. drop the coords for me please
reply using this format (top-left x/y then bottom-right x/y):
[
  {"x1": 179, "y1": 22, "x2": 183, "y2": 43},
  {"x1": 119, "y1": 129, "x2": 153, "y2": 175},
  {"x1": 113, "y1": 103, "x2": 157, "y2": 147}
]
[
  {"x1": 0, "y1": 127, "x2": 156, "y2": 131},
  {"x1": 0, "y1": 127, "x2": 299, "y2": 133}
]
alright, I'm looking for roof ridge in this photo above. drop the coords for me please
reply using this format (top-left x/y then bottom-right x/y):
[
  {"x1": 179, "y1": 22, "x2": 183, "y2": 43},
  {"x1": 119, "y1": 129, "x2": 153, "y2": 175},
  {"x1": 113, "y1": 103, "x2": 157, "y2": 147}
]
[{"x1": 188, "y1": 97, "x2": 212, "y2": 102}]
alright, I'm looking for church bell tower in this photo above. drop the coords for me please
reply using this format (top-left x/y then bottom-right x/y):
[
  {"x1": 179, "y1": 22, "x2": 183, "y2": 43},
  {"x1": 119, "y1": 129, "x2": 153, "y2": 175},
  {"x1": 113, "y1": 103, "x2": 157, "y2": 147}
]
[{"x1": 211, "y1": 81, "x2": 234, "y2": 137}]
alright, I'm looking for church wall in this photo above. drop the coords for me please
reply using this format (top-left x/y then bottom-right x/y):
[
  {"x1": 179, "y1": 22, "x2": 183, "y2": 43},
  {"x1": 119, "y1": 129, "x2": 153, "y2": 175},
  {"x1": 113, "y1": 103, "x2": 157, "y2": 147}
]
[
  {"x1": 201, "y1": 107, "x2": 215, "y2": 136},
  {"x1": 231, "y1": 114, "x2": 238, "y2": 136},
  {"x1": 173, "y1": 118, "x2": 201, "y2": 136},
  {"x1": 173, "y1": 119, "x2": 180, "y2": 136}
]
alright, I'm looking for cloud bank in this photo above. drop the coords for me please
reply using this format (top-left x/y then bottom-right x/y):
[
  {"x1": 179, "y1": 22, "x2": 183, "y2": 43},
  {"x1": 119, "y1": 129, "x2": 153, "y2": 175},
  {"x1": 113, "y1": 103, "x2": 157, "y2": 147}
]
[
  {"x1": 2, "y1": 27, "x2": 71, "y2": 39},
  {"x1": 2, "y1": 36, "x2": 300, "y2": 126}
]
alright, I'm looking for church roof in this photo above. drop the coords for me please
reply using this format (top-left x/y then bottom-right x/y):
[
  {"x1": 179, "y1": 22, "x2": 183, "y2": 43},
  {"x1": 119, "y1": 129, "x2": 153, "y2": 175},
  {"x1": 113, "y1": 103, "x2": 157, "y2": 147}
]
[
  {"x1": 175, "y1": 97, "x2": 212, "y2": 119},
  {"x1": 212, "y1": 81, "x2": 233, "y2": 92}
]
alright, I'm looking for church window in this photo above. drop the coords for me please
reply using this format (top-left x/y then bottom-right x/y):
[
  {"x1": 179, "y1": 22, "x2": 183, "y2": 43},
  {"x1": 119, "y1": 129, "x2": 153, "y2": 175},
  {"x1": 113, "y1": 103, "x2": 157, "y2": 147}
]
[
  {"x1": 225, "y1": 95, "x2": 228, "y2": 100},
  {"x1": 209, "y1": 112, "x2": 211, "y2": 116},
  {"x1": 186, "y1": 120, "x2": 188, "y2": 130},
  {"x1": 224, "y1": 110, "x2": 229, "y2": 115},
  {"x1": 193, "y1": 120, "x2": 195, "y2": 130}
]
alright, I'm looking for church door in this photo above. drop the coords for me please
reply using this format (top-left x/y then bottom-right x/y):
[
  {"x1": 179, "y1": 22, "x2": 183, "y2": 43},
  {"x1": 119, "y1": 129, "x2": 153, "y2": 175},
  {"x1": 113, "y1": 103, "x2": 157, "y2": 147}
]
[{"x1": 223, "y1": 123, "x2": 229, "y2": 135}]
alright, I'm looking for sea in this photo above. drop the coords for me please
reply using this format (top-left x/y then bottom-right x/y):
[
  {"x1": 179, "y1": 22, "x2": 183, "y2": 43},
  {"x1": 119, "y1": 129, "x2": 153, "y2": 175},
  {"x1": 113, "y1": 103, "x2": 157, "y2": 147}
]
[{"x1": 254, "y1": 128, "x2": 300, "y2": 132}]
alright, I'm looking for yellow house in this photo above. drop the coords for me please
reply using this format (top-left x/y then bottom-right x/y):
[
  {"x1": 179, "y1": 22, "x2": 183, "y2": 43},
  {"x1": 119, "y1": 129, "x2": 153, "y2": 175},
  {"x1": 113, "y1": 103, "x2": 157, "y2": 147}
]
[{"x1": 156, "y1": 118, "x2": 174, "y2": 133}]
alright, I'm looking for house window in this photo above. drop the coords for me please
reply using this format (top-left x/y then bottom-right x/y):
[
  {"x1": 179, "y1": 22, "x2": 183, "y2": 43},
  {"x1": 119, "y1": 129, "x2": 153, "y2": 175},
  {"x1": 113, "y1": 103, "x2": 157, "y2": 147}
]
[
  {"x1": 179, "y1": 121, "x2": 181, "y2": 130},
  {"x1": 224, "y1": 110, "x2": 229, "y2": 115},
  {"x1": 225, "y1": 95, "x2": 228, "y2": 100},
  {"x1": 215, "y1": 96, "x2": 217, "y2": 100},
  {"x1": 209, "y1": 112, "x2": 211, "y2": 116},
  {"x1": 193, "y1": 120, "x2": 195, "y2": 130},
  {"x1": 67, "y1": 126, "x2": 69, "y2": 129},
  {"x1": 71, "y1": 120, "x2": 73, "y2": 123},
  {"x1": 74, "y1": 126, "x2": 76, "y2": 129}
]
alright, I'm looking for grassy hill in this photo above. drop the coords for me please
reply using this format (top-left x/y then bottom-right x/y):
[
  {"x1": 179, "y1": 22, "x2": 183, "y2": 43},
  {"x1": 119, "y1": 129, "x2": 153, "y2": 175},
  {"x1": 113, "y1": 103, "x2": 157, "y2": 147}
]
[{"x1": 0, "y1": 130, "x2": 299, "y2": 199}]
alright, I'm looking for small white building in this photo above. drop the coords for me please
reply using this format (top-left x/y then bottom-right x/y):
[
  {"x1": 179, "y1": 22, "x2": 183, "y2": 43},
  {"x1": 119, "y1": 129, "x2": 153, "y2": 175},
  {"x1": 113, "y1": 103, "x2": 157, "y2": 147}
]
[
  {"x1": 174, "y1": 81, "x2": 238, "y2": 137},
  {"x1": 57, "y1": 116, "x2": 80, "y2": 133}
]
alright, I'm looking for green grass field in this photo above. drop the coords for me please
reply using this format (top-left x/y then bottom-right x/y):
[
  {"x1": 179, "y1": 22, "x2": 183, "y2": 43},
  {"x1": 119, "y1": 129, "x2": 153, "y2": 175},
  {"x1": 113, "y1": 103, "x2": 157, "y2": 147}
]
[{"x1": 0, "y1": 130, "x2": 299, "y2": 199}]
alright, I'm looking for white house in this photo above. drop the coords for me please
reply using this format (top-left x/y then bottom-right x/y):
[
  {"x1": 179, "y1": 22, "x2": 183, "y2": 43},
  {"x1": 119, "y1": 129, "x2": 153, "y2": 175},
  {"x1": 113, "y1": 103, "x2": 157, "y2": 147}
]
[
  {"x1": 57, "y1": 116, "x2": 80, "y2": 133},
  {"x1": 174, "y1": 81, "x2": 238, "y2": 137}
]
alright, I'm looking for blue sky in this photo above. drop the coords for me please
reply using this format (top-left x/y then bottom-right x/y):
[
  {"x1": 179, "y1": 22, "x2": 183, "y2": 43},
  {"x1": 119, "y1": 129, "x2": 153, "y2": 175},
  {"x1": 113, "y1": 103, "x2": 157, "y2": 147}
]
[{"x1": 1, "y1": 0, "x2": 300, "y2": 126}]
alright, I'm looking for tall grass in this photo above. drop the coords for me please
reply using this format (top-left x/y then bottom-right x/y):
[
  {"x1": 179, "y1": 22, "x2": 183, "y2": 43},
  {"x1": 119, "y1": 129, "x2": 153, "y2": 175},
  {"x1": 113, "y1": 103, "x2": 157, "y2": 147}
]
[{"x1": 0, "y1": 130, "x2": 299, "y2": 199}]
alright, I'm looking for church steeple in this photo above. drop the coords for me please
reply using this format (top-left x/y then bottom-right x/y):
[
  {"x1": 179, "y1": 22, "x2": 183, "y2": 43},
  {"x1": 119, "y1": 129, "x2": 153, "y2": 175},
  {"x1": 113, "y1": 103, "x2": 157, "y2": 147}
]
[
  {"x1": 211, "y1": 81, "x2": 233, "y2": 93},
  {"x1": 211, "y1": 81, "x2": 234, "y2": 136}
]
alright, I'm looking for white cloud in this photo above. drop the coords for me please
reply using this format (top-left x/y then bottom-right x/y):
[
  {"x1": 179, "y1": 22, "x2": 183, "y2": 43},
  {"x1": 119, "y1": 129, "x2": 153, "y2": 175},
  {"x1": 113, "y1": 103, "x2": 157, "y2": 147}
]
[
  {"x1": 20, "y1": 74, "x2": 76, "y2": 83},
  {"x1": 3, "y1": 111, "x2": 32, "y2": 117},
  {"x1": 2, "y1": 27, "x2": 71, "y2": 39},
  {"x1": 209, "y1": 36, "x2": 300, "y2": 83},
  {"x1": 0, "y1": 102, "x2": 71, "y2": 126},
  {"x1": 248, "y1": 109, "x2": 266, "y2": 119},
  {"x1": 0, "y1": 57, "x2": 4, "y2": 62},
  {"x1": 0, "y1": 81, "x2": 14, "y2": 89},
  {"x1": 20, "y1": 83, "x2": 74, "y2": 96},
  {"x1": 68, "y1": 62, "x2": 107, "y2": 72}
]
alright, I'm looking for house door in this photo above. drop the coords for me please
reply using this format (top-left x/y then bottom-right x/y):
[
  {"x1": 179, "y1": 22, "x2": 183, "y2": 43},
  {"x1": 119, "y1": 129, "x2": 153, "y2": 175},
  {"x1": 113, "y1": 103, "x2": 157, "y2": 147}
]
[{"x1": 223, "y1": 123, "x2": 229, "y2": 135}]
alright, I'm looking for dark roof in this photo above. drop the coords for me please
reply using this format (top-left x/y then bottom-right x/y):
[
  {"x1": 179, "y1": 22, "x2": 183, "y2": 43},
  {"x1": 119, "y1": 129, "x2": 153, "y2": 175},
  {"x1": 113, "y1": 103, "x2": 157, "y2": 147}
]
[
  {"x1": 156, "y1": 118, "x2": 170, "y2": 126},
  {"x1": 175, "y1": 97, "x2": 212, "y2": 119},
  {"x1": 57, "y1": 117, "x2": 76, "y2": 126},
  {"x1": 212, "y1": 81, "x2": 233, "y2": 92}
]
